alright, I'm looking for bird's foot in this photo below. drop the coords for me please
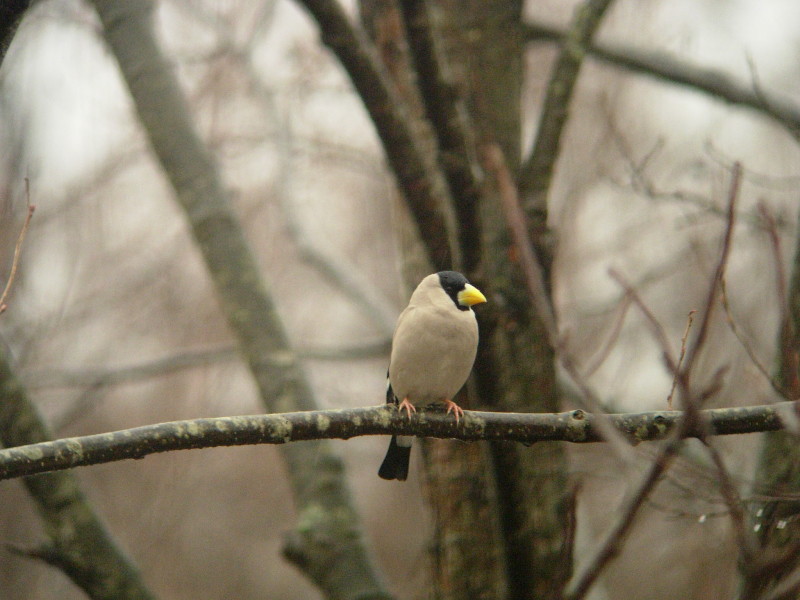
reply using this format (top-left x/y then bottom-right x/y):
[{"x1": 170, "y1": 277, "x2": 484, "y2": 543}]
[
  {"x1": 444, "y1": 400, "x2": 464, "y2": 424},
  {"x1": 397, "y1": 398, "x2": 416, "y2": 419}
]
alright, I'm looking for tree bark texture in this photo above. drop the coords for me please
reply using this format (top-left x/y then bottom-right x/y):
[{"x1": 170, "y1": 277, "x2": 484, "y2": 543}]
[
  {"x1": 450, "y1": 2, "x2": 571, "y2": 598},
  {"x1": 359, "y1": 3, "x2": 509, "y2": 596}
]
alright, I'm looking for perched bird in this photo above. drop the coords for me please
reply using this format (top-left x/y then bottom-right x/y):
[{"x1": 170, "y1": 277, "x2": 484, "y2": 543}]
[{"x1": 378, "y1": 271, "x2": 487, "y2": 481}]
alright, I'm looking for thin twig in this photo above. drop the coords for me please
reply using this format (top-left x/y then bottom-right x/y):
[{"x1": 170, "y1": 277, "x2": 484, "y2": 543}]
[
  {"x1": 667, "y1": 310, "x2": 696, "y2": 409},
  {"x1": 556, "y1": 482, "x2": 582, "y2": 592},
  {"x1": 759, "y1": 201, "x2": 800, "y2": 398},
  {"x1": 720, "y1": 276, "x2": 790, "y2": 400},
  {"x1": 608, "y1": 269, "x2": 679, "y2": 374},
  {"x1": 484, "y1": 142, "x2": 632, "y2": 457},
  {"x1": 583, "y1": 293, "x2": 632, "y2": 377},
  {"x1": 0, "y1": 185, "x2": 35, "y2": 314},
  {"x1": 483, "y1": 142, "x2": 557, "y2": 343},
  {"x1": 702, "y1": 440, "x2": 757, "y2": 565},
  {"x1": 682, "y1": 162, "x2": 742, "y2": 382},
  {"x1": 569, "y1": 168, "x2": 742, "y2": 599},
  {"x1": 564, "y1": 435, "x2": 683, "y2": 600}
]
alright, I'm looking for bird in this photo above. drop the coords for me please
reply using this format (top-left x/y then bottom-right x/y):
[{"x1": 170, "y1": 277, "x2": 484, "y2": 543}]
[{"x1": 378, "y1": 271, "x2": 487, "y2": 481}]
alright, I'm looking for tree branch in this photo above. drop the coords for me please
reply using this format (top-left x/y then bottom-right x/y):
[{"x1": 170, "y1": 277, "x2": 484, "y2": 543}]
[
  {"x1": 524, "y1": 21, "x2": 800, "y2": 139},
  {"x1": 0, "y1": 344, "x2": 156, "y2": 599},
  {"x1": 519, "y1": 0, "x2": 615, "y2": 209},
  {"x1": 89, "y1": 3, "x2": 391, "y2": 598},
  {"x1": 0, "y1": 401, "x2": 792, "y2": 482},
  {"x1": 398, "y1": 0, "x2": 483, "y2": 272},
  {"x1": 297, "y1": 0, "x2": 459, "y2": 271},
  {"x1": 24, "y1": 340, "x2": 391, "y2": 390}
]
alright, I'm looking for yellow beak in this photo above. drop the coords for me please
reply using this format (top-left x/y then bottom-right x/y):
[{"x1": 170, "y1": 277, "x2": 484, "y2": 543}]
[{"x1": 457, "y1": 283, "x2": 487, "y2": 307}]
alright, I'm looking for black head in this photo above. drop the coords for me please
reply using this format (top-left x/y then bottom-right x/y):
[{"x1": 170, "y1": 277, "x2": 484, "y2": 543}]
[{"x1": 437, "y1": 270, "x2": 470, "y2": 311}]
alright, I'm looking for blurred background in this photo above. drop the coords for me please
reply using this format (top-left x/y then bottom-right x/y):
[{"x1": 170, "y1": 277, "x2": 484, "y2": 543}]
[{"x1": 0, "y1": 1, "x2": 799, "y2": 599}]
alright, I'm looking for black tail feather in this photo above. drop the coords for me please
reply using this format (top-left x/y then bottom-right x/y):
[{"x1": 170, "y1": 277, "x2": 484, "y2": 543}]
[{"x1": 378, "y1": 436, "x2": 410, "y2": 481}]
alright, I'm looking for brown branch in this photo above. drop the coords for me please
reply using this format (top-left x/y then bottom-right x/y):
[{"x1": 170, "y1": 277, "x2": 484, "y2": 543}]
[
  {"x1": 683, "y1": 162, "x2": 742, "y2": 383},
  {"x1": 523, "y1": 21, "x2": 800, "y2": 139},
  {"x1": 702, "y1": 440, "x2": 758, "y2": 567},
  {"x1": 0, "y1": 197, "x2": 35, "y2": 314},
  {"x1": 565, "y1": 378, "x2": 719, "y2": 599},
  {"x1": 608, "y1": 269, "x2": 680, "y2": 375},
  {"x1": 296, "y1": 0, "x2": 458, "y2": 271},
  {"x1": 569, "y1": 168, "x2": 742, "y2": 599},
  {"x1": 721, "y1": 277, "x2": 789, "y2": 400},
  {"x1": 583, "y1": 293, "x2": 632, "y2": 377},
  {"x1": 398, "y1": 0, "x2": 483, "y2": 271},
  {"x1": 0, "y1": 401, "x2": 792, "y2": 482},
  {"x1": 760, "y1": 202, "x2": 800, "y2": 398},
  {"x1": 519, "y1": 0, "x2": 616, "y2": 207},
  {"x1": 564, "y1": 434, "x2": 682, "y2": 600},
  {"x1": 483, "y1": 142, "x2": 557, "y2": 342},
  {"x1": 667, "y1": 310, "x2": 696, "y2": 409}
]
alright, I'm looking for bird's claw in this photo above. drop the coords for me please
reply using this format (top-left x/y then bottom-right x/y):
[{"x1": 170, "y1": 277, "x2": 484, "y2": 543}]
[
  {"x1": 397, "y1": 398, "x2": 416, "y2": 419},
  {"x1": 444, "y1": 400, "x2": 464, "y2": 424}
]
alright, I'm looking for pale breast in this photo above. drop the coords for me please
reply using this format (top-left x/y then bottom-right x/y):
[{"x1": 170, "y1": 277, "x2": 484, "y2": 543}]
[{"x1": 389, "y1": 304, "x2": 478, "y2": 404}]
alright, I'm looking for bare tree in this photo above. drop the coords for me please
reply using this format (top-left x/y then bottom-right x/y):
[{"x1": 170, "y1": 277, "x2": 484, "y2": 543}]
[{"x1": 1, "y1": 1, "x2": 800, "y2": 599}]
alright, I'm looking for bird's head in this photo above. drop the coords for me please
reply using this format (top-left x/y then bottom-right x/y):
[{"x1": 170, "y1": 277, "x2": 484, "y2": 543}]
[{"x1": 437, "y1": 271, "x2": 487, "y2": 311}]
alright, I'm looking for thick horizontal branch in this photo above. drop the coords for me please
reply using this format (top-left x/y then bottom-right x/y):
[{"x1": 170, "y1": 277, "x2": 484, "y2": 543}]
[{"x1": 0, "y1": 402, "x2": 794, "y2": 481}]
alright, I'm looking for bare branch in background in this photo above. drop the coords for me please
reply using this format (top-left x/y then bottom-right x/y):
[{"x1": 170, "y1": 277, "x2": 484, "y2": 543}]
[
  {"x1": 0, "y1": 188, "x2": 34, "y2": 313},
  {"x1": 399, "y1": 0, "x2": 483, "y2": 272},
  {"x1": 609, "y1": 268, "x2": 680, "y2": 373},
  {"x1": 519, "y1": 0, "x2": 616, "y2": 212},
  {"x1": 564, "y1": 433, "x2": 683, "y2": 600},
  {"x1": 0, "y1": 343, "x2": 157, "y2": 599},
  {"x1": 0, "y1": 400, "x2": 792, "y2": 482},
  {"x1": 484, "y1": 141, "x2": 633, "y2": 460},
  {"x1": 759, "y1": 202, "x2": 800, "y2": 399},
  {"x1": 25, "y1": 340, "x2": 391, "y2": 390},
  {"x1": 524, "y1": 21, "x2": 800, "y2": 140},
  {"x1": 297, "y1": 0, "x2": 459, "y2": 271},
  {"x1": 667, "y1": 311, "x2": 696, "y2": 410},
  {"x1": 582, "y1": 293, "x2": 632, "y2": 377},
  {"x1": 681, "y1": 163, "x2": 741, "y2": 385},
  {"x1": 272, "y1": 109, "x2": 398, "y2": 337},
  {"x1": 702, "y1": 441, "x2": 758, "y2": 567},
  {"x1": 566, "y1": 164, "x2": 743, "y2": 599},
  {"x1": 719, "y1": 203, "x2": 797, "y2": 402},
  {"x1": 178, "y1": 4, "x2": 400, "y2": 337},
  {"x1": 88, "y1": 2, "x2": 392, "y2": 598}
]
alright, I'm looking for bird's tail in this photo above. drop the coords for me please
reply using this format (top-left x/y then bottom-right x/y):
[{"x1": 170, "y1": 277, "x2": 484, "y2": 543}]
[
  {"x1": 378, "y1": 435, "x2": 412, "y2": 480},
  {"x1": 380, "y1": 372, "x2": 411, "y2": 480},
  {"x1": 385, "y1": 373, "x2": 396, "y2": 405}
]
